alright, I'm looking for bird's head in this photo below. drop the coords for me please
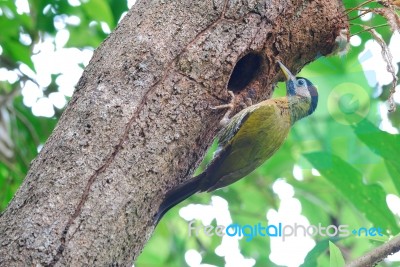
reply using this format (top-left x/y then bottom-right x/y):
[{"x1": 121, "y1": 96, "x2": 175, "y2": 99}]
[{"x1": 278, "y1": 61, "x2": 318, "y2": 115}]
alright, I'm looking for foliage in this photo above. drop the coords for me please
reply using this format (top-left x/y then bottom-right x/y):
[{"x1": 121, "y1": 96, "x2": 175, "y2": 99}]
[
  {"x1": 0, "y1": 0, "x2": 399, "y2": 266},
  {"x1": 0, "y1": 0, "x2": 127, "y2": 209},
  {"x1": 329, "y1": 241, "x2": 346, "y2": 267}
]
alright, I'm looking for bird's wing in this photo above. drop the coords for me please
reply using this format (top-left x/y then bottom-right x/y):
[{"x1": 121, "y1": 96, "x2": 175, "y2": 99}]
[
  {"x1": 205, "y1": 100, "x2": 288, "y2": 191},
  {"x1": 217, "y1": 101, "x2": 274, "y2": 148}
]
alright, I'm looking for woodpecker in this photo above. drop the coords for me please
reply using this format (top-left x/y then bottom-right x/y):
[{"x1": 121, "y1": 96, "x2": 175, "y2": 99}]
[{"x1": 155, "y1": 61, "x2": 318, "y2": 224}]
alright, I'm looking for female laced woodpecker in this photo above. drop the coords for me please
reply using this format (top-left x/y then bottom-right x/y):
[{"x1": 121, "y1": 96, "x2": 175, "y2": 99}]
[{"x1": 155, "y1": 61, "x2": 318, "y2": 224}]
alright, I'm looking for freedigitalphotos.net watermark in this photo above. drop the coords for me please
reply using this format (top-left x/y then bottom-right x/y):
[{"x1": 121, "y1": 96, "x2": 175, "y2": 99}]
[{"x1": 188, "y1": 220, "x2": 384, "y2": 242}]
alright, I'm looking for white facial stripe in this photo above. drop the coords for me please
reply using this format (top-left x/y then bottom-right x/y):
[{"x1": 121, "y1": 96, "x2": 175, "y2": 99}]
[
  {"x1": 296, "y1": 85, "x2": 310, "y2": 97},
  {"x1": 295, "y1": 78, "x2": 310, "y2": 97}
]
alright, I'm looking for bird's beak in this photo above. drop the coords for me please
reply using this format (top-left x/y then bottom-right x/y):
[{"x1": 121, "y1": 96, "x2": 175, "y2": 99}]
[{"x1": 278, "y1": 61, "x2": 296, "y2": 83}]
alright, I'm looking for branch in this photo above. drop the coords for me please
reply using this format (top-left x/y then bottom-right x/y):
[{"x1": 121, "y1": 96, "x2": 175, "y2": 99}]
[{"x1": 346, "y1": 235, "x2": 400, "y2": 267}]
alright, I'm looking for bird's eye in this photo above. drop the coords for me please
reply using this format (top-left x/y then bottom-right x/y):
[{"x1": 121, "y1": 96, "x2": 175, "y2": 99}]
[{"x1": 297, "y1": 79, "x2": 305, "y2": 86}]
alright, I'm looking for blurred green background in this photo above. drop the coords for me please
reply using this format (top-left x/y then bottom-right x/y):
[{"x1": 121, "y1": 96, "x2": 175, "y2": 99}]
[{"x1": 0, "y1": 0, "x2": 399, "y2": 266}]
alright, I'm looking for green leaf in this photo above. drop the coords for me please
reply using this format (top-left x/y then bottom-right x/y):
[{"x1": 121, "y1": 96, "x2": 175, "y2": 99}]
[
  {"x1": 2, "y1": 40, "x2": 34, "y2": 69},
  {"x1": 67, "y1": 25, "x2": 106, "y2": 48},
  {"x1": 301, "y1": 238, "x2": 330, "y2": 267},
  {"x1": 0, "y1": 17, "x2": 18, "y2": 40},
  {"x1": 109, "y1": 0, "x2": 128, "y2": 25},
  {"x1": 329, "y1": 241, "x2": 345, "y2": 267},
  {"x1": 301, "y1": 237, "x2": 344, "y2": 267},
  {"x1": 82, "y1": 0, "x2": 114, "y2": 28},
  {"x1": 304, "y1": 152, "x2": 399, "y2": 234},
  {"x1": 352, "y1": 234, "x2": 388, "y2": 243},
  {"x1": 353, "y1": 119, "x2": 400, "y2": 194}
]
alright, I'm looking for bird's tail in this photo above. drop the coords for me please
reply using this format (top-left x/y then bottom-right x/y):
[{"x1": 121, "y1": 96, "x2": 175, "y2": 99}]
[{"x1": 154, "y1": 172, "x2": 205, "y2": 225}]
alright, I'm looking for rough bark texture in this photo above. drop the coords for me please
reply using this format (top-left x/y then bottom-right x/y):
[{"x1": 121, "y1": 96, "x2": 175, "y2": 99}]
[{"x1": 0, "y1": 0, "x2": 347, "y2": 265}]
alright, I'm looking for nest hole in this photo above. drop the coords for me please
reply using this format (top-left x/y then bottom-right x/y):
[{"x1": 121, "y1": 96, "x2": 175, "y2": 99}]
[{"x1": 227, "y1": 52, "x2": 263, "y2": 92}]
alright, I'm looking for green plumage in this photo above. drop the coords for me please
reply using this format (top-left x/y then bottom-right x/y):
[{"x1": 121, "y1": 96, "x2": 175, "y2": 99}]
[
  {"x1": 203, "y1": 99, "x2": 291, "y2": 191},
  {"x1": 154, "y1": 62, "x2": 318, "y2": 224}
]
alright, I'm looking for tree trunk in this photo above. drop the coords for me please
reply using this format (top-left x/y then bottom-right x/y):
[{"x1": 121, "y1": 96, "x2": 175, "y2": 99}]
[{"x1": 0, "y1": 0, "x2": 347, "y2": 265}]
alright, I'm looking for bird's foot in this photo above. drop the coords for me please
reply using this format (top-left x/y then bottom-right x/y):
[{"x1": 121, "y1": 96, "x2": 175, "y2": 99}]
[{"x1": 211, "y1": 91, "x2": 235, "y2": 127}]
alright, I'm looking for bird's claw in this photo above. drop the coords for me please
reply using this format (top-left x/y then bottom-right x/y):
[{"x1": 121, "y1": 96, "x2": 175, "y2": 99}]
[
  {"x1": 211, "y1": 91, "x2": 236, "y2": 127},
  {"x1": 211, "y1": 91, "x2": 235, "y2": 110}
]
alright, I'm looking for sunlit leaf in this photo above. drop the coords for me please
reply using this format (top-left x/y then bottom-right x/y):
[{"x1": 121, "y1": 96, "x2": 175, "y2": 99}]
[
  {"x1": 305, "y1": 152, "x2": 399, "y2": 234},
  {"x1": 2, "y1": 40, "x2": 34, "y2": 69},
  {"x1": 82, "y1": 0, "x2": 114, "y2": 28},
  {"x1": 329, "y1": 241, "x2": 345, "y2": 267},
  {"x1": 301, "y1": 238, "x2": 330, "y2": 267},
  {"x1": 353, "y1": 119, "x2": 400, "y2": 194}
]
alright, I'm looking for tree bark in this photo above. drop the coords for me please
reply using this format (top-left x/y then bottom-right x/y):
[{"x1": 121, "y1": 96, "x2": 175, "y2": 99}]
[
  {"x1": 346, "y1": 234, "x2": 400, "y2": 267},
  {"x1": 0, "y1": 0, "x2": 347, "y2": 265}
]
